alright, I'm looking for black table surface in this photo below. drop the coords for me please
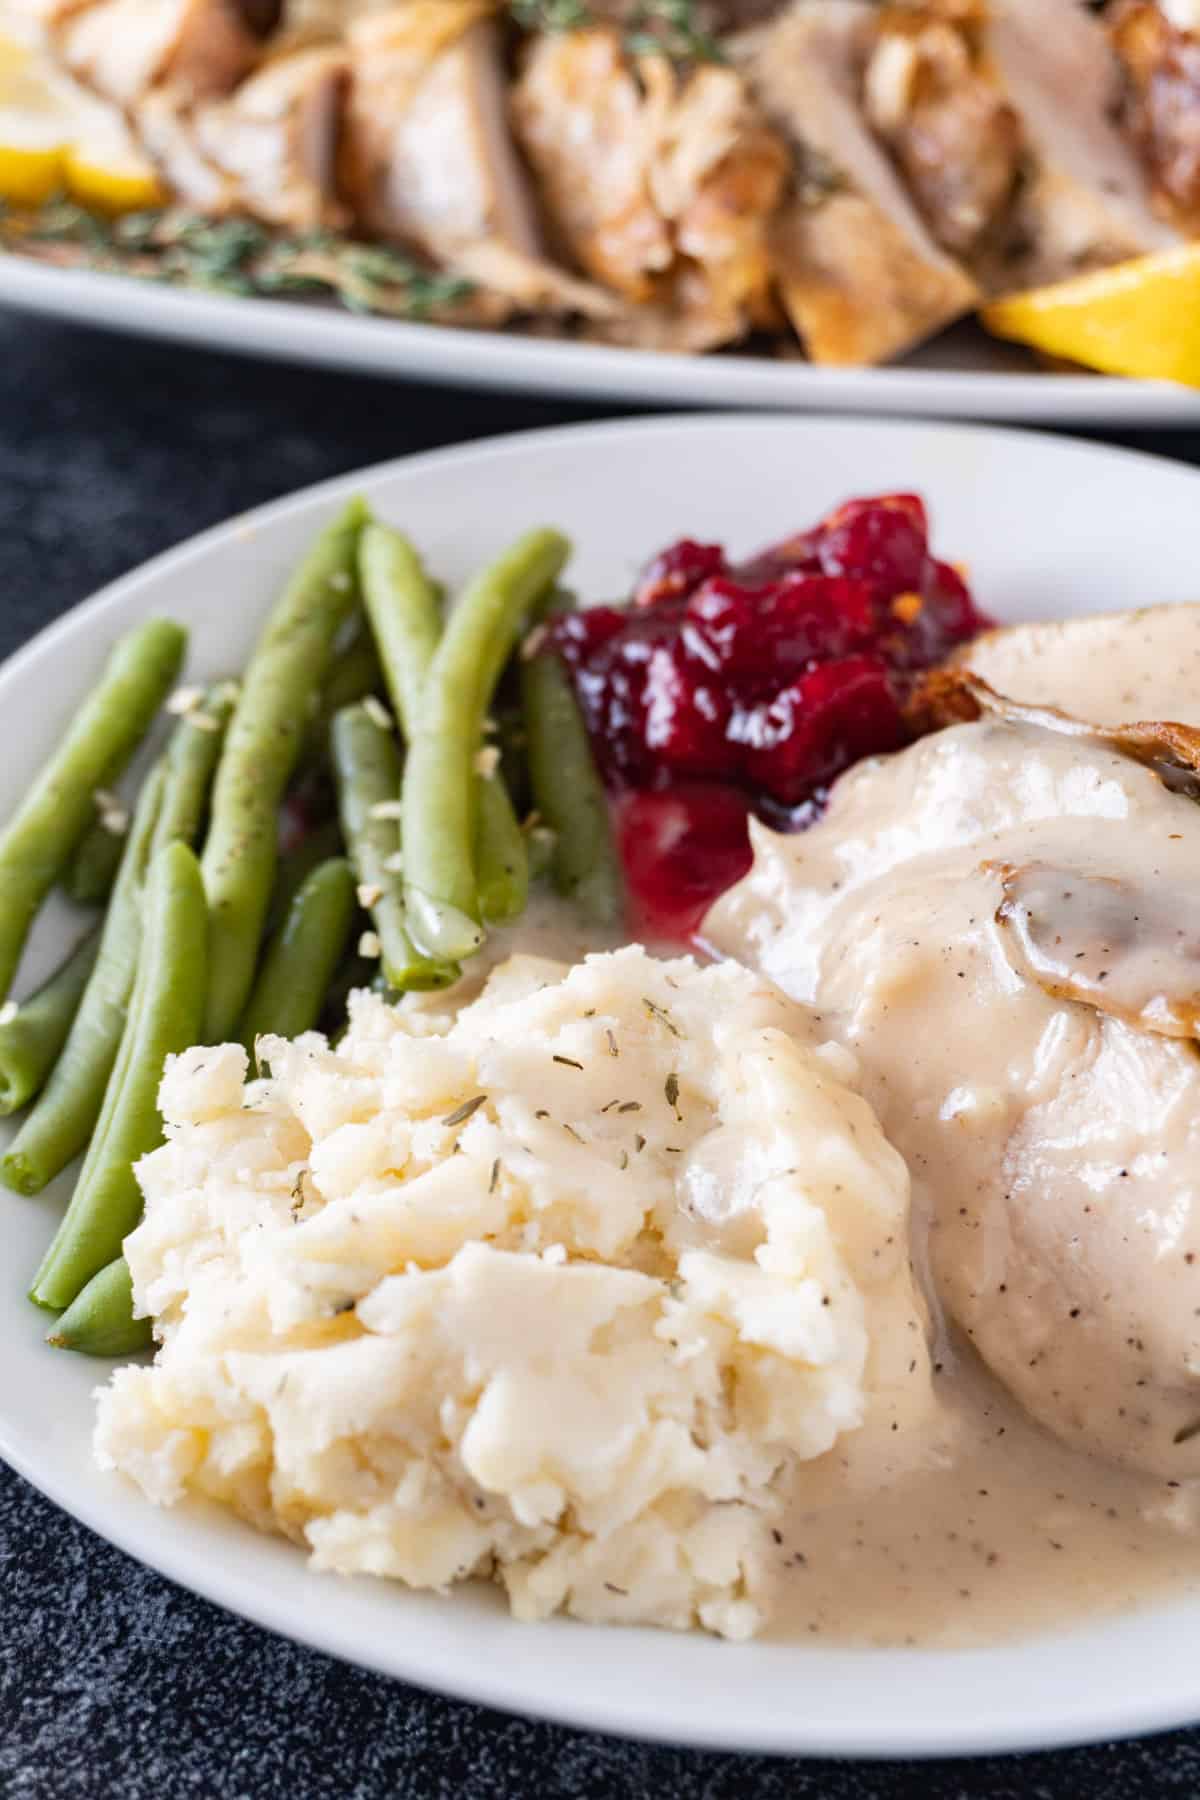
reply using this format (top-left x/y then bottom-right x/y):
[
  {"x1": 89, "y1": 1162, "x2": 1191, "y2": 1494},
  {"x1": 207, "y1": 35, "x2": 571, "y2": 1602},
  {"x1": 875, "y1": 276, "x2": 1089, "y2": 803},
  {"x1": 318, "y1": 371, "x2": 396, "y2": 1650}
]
[{"x1": 3, "y1": 306, "x2": 1200, "y2": 1800}]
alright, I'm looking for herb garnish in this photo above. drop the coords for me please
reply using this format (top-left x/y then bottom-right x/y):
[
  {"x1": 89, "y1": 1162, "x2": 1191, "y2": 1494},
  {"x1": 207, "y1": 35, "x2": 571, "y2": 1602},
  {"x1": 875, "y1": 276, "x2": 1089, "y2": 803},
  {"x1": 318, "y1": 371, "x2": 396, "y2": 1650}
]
[
  {"x1": 442, "y1": 1094, "x2": 487, "y2": 1128},
  {"x1": 623, "y1": 0, "x2": 724, "y2": 62},
  {"x1": 643, "y1": 997, "x2": 684, "y2": 1038},
  {"x1": 509, "y1": 0, "x2": 723, "y2": 61},
  {"x1": 510, "y1": 0, "x2": 591, "y2": 27},
  {"x1": 0, "y1": 201, "x2": 477, "y2": 322}
]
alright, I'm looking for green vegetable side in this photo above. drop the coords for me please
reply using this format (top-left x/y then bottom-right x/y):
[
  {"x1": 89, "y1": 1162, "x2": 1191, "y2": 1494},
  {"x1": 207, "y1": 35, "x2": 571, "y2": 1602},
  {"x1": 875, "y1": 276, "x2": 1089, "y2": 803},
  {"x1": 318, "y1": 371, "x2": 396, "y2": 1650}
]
[{"x1": 0, "y1": 503, "x2": 619, "y2": 1356}]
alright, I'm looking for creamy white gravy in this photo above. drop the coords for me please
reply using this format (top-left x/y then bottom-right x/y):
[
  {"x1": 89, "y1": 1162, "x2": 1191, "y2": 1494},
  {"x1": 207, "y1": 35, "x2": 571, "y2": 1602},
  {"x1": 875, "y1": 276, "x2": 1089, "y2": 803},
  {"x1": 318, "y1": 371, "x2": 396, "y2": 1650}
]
[
  {"x1": 770, "y1": 1324, "x2": 1200, "y2": 1648},
  {"x1": 771, "y1": 1333, "x2": 1200, "y2": 1649},
  {"x1": 706, "y1": 608, "x2": 1200, "y2": 1645}
]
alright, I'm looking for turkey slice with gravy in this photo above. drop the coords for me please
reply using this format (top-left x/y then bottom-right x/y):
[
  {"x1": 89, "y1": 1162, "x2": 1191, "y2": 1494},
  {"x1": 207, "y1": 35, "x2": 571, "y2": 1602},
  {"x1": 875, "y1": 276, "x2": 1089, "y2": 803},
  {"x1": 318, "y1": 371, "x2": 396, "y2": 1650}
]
[{"x1": 706, "y1": 679, "x2": 1200, "y2": 1478}]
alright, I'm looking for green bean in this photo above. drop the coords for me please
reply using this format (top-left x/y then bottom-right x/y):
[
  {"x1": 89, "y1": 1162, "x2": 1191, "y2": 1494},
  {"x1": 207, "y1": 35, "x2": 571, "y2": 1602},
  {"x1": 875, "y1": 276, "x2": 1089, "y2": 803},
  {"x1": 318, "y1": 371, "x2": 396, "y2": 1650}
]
[
  {"x1": 266, "y1": 817, "x2": 344, "y2": 933},
  {"x1": 298, "y1": 631, "x2": 384, "y2": 772},
  {"x1": 322, "y1": 631, "x2": 384, "y2": 718},
  {"x1": 63, "y1": 816, "x2": 125, "y2": 905},
  {"x1": 359, "y1": 524, "x2": 531, "y2": 924},
  {"x1": 494, "y1": 702, "x2": 531, "y2": 821},
  {"x1": 358, "y1": 523, "x2": 442, "y2": 738},
  {"x1": 475, "y1": 776, "x2": 528, "y2": 924},
  {"x1": 1, "y1": 764, "x2": 166, "y2": 1197},
  {"x1": 150, "y1": 683, "x2": 237, "y2": 858},
  {"x1": 63, "y1": 740, "x2": 142, "y2": 905},
  {"x1": 521, "y1": 640, "x2": 623, "y2": 925},
  {"x1": 525, "y1": 816, "x2": 557, "y2": 883},
  {"x1": 31, "y1": 840, "x2": 208, "y2": 1312},
  {"x1": 45, "y1": 1255, "x2": 151, "y2": 1357},
  {"x1": 0, "y1": 680, "x2": 230, "y2": 1196},
  {"x1": 63, "y1": 676, "x2": 231, "y2": 905},
  {"x1": 0, "y1": 928, "x2": 99, "y2": 1117},
  {"x1": 240, "y1": 857, "x2": 356, "y2": 1048},
  {"x1": 401, "y1": 530, "x2": 569, "y2": 960},
  {"x1": 201, "y1": 499, "x2": 368, "y2": 1042},
  {"x1": 0, "y1": 618, "x2": 185, "y2": 1003},
  {"x1": 331, "y1": 704, "x2": 457, "y2": 991}
]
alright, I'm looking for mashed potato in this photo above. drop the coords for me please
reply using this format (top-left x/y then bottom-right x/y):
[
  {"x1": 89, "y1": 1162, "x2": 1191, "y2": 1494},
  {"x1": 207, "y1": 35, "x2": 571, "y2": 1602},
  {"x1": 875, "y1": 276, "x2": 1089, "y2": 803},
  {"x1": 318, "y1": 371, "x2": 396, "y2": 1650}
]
[{"x1": 94, "y1": 945, "x2": 931, "y2": 1639}]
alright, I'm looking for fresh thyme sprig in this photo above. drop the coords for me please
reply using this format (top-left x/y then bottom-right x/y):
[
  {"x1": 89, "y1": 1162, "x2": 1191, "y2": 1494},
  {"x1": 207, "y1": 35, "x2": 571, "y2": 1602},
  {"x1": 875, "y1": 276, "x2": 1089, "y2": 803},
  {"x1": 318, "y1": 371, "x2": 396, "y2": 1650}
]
[
  {"x1": 0, "y1": 200, "x2": 476, "y2": 322},
  {"x1": 623, "y1": 0, "x2": 724, "y2": 62},
  {"x1": 509, "y1": 0, "x2": 723, "y2": 61},
  {"x1": 510, "y1": 0, "x2": 591, "y2": 27}
]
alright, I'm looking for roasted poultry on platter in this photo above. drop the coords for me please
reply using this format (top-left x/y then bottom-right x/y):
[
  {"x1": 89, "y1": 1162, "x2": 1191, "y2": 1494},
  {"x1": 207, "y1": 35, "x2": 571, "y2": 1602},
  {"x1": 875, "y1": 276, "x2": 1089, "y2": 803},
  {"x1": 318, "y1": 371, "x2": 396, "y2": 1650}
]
[{"x1": 2, "y1": 0, "x2": 1197, "y2": 366}]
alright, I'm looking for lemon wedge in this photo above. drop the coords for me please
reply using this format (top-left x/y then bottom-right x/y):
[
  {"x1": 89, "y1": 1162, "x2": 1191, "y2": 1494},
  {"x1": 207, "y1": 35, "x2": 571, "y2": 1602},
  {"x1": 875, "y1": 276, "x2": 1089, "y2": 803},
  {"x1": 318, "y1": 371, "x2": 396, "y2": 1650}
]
[
  {"x1": 982, "y1": 246, "x2": 1200, "y2": 387},
  {"x1": 0, "y1": 27, "x2": 163, "y2": 213},
  {"x1": 63, "y1": 141, "x2": 164, "y2": 215},
  {"x1": 0, "y1": 33, "x2": 70, "y2": 205}
]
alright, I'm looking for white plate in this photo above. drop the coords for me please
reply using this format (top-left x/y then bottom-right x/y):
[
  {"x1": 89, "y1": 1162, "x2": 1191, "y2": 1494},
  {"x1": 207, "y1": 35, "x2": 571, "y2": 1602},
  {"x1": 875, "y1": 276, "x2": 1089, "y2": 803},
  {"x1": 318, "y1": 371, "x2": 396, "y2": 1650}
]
[
  {"x1": 3, "y1": 254, "x2": 1200, "y2": 423},
  {"x1": 5, "y1": 416, "x2": 1200, "y2": 1761}
]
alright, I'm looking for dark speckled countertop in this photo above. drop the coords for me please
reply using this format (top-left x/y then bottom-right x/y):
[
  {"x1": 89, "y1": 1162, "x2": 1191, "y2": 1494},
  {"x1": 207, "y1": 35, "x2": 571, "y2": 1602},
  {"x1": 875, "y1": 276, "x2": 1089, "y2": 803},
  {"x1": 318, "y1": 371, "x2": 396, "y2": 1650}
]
[{"x1": 3, "y1": 306, "x2": 1200, "y2": 1799}]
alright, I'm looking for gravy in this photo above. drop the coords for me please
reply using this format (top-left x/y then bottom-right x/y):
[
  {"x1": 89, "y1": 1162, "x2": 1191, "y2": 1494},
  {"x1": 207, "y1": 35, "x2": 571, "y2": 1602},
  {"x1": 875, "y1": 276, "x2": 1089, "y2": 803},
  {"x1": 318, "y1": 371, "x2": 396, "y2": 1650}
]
[
  {"x1": 773, "y1": 1336, "x2": 1200, "y2": 1647},
  {"x1": 708, "y1": 696, "x2": 1200, "y2": 1642}
]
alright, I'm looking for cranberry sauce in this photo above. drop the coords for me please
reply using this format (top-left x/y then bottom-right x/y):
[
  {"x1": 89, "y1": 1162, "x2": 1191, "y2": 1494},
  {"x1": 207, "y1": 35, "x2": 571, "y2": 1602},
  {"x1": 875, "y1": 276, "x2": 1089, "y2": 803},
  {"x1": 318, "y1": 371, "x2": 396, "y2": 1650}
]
[{"x1": 551, "y1": 494, "x2": 991, "y2": 941}]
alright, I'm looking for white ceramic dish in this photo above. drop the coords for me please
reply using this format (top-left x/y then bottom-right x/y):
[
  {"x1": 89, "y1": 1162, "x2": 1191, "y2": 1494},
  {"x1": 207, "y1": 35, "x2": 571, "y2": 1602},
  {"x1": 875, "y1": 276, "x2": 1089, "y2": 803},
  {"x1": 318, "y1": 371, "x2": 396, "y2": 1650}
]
[
  {"x1": 3, "y1": 254, "x2": 1200, "y2": 423},
  {"x1": 5, "y1": 416, "x2": 1200, "y2": 1760}
]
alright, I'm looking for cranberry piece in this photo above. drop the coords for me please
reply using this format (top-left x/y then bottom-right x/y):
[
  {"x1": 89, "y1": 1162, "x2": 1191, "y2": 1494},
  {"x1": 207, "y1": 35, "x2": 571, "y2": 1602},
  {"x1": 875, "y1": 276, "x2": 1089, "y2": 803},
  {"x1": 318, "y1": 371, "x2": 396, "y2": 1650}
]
[
  {"x1": 687, "y1": 573, "x2": 879, "y2": 689},
  {"x1": 811, "y1": 494, "x2": 929, "y2": 596},
  {"x1": 552, "y1": 604, "x2": 629, "y2": 667},
  {"x1": 732, "y1": 654, "x2": 905, "y2": 805},
  {"x1": 735, "y1": 533, "x2": 822, "y2": 586},
  {"x1": 633, "y1": 538, "x2": 727, "y2": 608},
  {"x1": 617, "y1": 784, "x2": 755, "y2": 943},
  {"x1": 643, "y1": 644, "x2": 732, "y2": 773}
]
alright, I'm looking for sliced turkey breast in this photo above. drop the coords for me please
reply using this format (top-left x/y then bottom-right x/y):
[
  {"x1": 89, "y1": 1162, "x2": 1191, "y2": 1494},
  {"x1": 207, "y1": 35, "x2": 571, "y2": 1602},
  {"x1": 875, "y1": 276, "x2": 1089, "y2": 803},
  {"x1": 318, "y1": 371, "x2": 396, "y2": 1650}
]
[
  {"x1": 54, "y1": 0, "x2": 258, "y2": 107},
  {"x1": 732, "y1": 1, "x2": 979, "y2": 365},
  {"x1": 860, "y1": 0, "x2": 1174, "y2": 288},
  {"x1": 959, "y1": 604, "x2": 1200, "y2": 725},
  {"x1": 981, "y1": 0, "x2": 1176, "y2": 287},
  {"x1": 266, "y1": 0, "x2": 393, "y2": 49},
  {"x1": 862, "y1": 3, "x2": 1022, "y2": 257},
  {"x1": 189, "y1": 43, "x2": 348, "y2": 229},
  {"x1": 235, "y1": 0, "x2": 283, "y2": 33},
  {"x1": 135, "y1": 85, "x2": 239, "y2": 210},
  {"x1": 511, "y1": 26, "x2": 787, "y2": 349},
  {"x1": 338, "y1": 6, "x2": 614, "y2": 319},
  {"x1": 1108, "y1": 0, "x2": 1200, "y2": 230},
  {"x1": 340, "y1": 6, "x2": 538, "y2": 258},
  {"x1": 707, "y1": 701, "x2": 1200, "y2": 1479}
]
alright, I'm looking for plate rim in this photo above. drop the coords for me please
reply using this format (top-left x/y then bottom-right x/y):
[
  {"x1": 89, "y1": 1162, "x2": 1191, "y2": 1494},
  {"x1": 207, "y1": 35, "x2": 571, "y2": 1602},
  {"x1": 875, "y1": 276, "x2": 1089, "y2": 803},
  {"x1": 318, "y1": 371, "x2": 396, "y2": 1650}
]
[
  {"x1": 4, "y1": 405, "x2": 1200, "y2": 691},
  {"x1": 7, "y1": 412, "x2": 1200, "y2": 1760},
  {"x1": 3, "y1": 253, "x2": 1200, "y2": 423}
]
